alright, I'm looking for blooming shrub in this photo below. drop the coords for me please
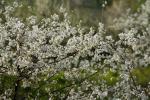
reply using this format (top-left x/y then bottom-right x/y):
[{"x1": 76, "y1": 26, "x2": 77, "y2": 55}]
[{"x1": 0, "y1": 1, "x2": 150, "y2": 100}]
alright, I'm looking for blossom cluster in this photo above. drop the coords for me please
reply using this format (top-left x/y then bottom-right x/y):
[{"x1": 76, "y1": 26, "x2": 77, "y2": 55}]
[{"x1": 0, "y1": 1, "x2": 150, "y2": 100}]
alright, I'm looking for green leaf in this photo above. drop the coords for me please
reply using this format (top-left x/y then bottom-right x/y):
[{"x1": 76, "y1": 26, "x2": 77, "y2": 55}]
[
  {"x1": 132, "y1": 67, "x2": 150, "y2": 86},
  {"x1": 0, "y1": 74, "x2": 17, "y2": 89},
  {"x1": 103, "y1": 70, "x2": 119, "y2": 86}
]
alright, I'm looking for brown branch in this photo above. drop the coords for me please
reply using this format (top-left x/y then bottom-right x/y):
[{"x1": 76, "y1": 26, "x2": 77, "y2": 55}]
[
  {"x1": 127, "y1": 65, "x2": 138, "y2": 90},
  {"x1": 48, "y1": 50, "x2": 78, "y2": 65},
  {"x1": 13, "y1": 78, "x2": 21, "y2": 100},
  {"x1": 51, "y1": 70, "x2": 99, "y2": 93},
  {"x1": 13, "y1": 65, "x2": 21, "y2": 100}
]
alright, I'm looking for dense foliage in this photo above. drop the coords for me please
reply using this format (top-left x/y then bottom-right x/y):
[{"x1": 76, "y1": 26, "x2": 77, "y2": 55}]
[{"x1": 0, "y1": 0, "x2": 150, "y2": 100}]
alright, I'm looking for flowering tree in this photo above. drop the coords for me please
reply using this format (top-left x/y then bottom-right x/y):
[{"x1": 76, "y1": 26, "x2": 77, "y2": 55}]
[{"x1": 0, "y1": 1, "x2": 150, "y2": 100}]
